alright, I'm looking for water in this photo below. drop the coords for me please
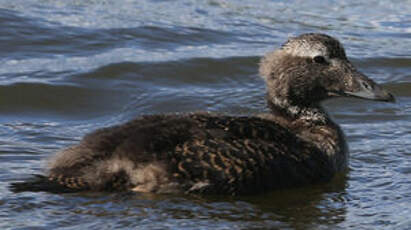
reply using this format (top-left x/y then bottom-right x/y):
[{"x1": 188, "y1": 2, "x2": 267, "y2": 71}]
[{"x1": 0, "y1": 0, "x2": 410, "y2": 229}]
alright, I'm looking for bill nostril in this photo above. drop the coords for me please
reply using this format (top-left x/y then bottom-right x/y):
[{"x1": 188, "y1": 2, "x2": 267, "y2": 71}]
[{"x1": 362, "y1": 82, "x2": 372, "y2": 90}]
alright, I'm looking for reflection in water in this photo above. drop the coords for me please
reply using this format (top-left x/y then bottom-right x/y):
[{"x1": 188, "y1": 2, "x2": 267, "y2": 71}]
[
  {"x1": 242, "y1": 174, "x2": 348, "y2": 229},
  {"x1": 4, "y1": 175, "x2": 347, "y2": 229}
]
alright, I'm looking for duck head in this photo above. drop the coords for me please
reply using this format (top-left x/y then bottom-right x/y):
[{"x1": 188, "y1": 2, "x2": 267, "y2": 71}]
[{"x1": 260, "y1": 33, "x2": 394, "y2": 116}]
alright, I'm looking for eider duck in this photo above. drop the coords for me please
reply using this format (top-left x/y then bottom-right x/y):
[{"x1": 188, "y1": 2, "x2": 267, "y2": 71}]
[{"x1": 10, "y1": 33, "x2": 394, "y2": 195}]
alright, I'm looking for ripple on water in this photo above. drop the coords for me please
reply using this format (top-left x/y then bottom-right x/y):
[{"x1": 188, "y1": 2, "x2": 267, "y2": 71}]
[{"x1": 0, "y1": 0, "x2": 410, "y2": 229}]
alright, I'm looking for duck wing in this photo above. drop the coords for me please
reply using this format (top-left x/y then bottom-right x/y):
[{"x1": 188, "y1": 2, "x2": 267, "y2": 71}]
[{"x1": 163, "y1": 114, "x2": 334, "y2": 195}]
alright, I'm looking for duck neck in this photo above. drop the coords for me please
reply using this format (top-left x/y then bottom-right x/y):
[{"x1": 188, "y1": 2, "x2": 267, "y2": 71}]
[
  {"x1": 266, "y1": 95, "x2": 348, "y2": 172},
  {"x1": 266, "y1": 95, "x2": 329, "y2": 125}
]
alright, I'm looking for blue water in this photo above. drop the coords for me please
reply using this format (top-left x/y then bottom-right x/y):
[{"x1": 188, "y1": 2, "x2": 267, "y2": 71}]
[{"x1": 0, "y1": 0, "x2": 410, "y2": 229}]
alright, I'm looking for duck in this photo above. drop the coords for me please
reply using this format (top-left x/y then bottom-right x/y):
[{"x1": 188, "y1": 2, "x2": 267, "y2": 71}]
[{"x1": 10, "y1": 33, "x2": 395, "y2": 195}]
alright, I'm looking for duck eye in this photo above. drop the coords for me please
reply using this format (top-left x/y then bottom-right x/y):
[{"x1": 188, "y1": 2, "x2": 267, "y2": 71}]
[{"x1": 313, "y1": 56, "x2": 327, "y2": 64}]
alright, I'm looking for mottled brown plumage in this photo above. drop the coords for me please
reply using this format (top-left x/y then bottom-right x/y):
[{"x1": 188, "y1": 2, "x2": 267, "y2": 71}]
[{"x1": 10, "y1": 33, "x2": 394, "y2": 195}]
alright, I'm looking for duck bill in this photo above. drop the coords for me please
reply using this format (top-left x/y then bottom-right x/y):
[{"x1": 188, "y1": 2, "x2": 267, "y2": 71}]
[
  {"x1": 334, "y1": 71, "x2": 395, "y2": 103},
  {"x1": 344, "y1": 85, "x2": 395, "y2": 102}
]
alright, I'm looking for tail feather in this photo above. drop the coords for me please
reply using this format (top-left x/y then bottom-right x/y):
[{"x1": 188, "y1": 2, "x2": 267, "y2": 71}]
[{"x1": 10, "y1": 174, "x2": 89, "y2": 193}]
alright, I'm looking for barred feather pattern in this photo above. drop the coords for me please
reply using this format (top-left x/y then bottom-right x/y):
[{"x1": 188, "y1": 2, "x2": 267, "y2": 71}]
[{"x1": 11, "y1": 112, "x2": 340, "y2": 195}]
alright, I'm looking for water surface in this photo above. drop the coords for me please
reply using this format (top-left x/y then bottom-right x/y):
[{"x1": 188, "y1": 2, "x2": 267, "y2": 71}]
[{"x1": 0, "y1": 0, "x2": 410, "y2": 229}]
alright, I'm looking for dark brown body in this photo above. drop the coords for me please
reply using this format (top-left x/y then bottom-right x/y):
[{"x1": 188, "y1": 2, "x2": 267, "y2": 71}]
[
  {"x1": 41, "y1": 112, "x2": 343, "y2": 195},
  {"x1": 10, "y1": 33, "x2": 393, "y2": 195}
]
